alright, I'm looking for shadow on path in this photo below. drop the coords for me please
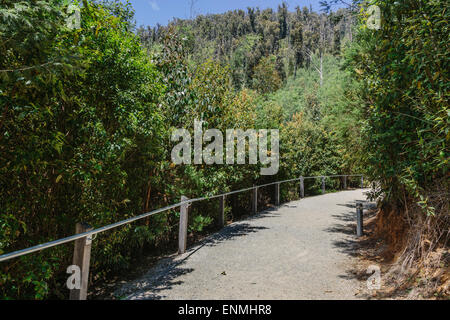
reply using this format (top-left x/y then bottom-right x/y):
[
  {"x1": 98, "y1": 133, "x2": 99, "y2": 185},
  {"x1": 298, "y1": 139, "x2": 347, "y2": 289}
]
[
  {"x1": 326, "y1": 199, "x2": 376, "y2": 257},
  {"x1": 119, "y1": 219, "x2": 269, "y2": 300},
  {"x1": 119, "y1": 193, "x2": 374, "y2": 300},
  {"x1": 323, "y1": 199, "x2": 378, "y2": 299}
]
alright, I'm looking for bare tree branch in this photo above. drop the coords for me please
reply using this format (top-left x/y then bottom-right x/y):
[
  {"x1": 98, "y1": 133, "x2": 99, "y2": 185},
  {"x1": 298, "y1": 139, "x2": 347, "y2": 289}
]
[{"x1": 0, "y1": 61, "x2": 58, "y2": 73}]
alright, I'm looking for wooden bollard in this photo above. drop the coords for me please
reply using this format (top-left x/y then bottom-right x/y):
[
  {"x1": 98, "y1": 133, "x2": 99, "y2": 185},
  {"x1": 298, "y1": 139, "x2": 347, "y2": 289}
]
[
  {"x1": 275, "y1": 183, "x2": 280, "y2": 206},
  {"x1": 356, "y1": 202, "x2": 364, "y2": 237},
  {"x1": 322, "y1": 176, "x2": 326, "y2": 194},
  {"x1": 70, "y1": 222, "x2": 93, "y2": 300},
  {"x1": 178, "y1": 196, "x2": 189, "y2": 254},
  {"x1": 218, "y1": 195, "x2": 225, "y2": 227},
  {"x1": 252, "y1": 186, "x2": 258, "y2": 214},
  {"x1": 299, "y1": 176, "x2": 305, "y2": 198},
  {"x1": 343, "y1": 176, "x2": 347, "y2": 190}
]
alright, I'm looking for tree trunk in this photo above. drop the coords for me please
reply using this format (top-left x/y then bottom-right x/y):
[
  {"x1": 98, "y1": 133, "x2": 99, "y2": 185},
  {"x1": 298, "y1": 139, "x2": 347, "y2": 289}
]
[{"x1": 320, "y1": 52, "x2": 323, "y2": 87}]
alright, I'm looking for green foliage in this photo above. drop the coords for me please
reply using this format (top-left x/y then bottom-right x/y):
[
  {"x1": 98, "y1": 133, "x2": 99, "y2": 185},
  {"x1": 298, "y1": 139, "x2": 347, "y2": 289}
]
[
  {"x1": 257, "y1": 52, "x2": 364, "y2": 178},
  {"x1": 252, "y1": 55, "x2": 282, "y2": 94},
  {"x1": 349, "y1": 0, "x2": 449, "y2": 210},
  {"x1": 190, "y1": 215, "x2": 214, "y2": 233},
  {"x1": 0, "y1": 0, "x2": 164, "y2": 299},
  {"x1": 279, "y1": 113, "x2": 343, "y2": 192}
]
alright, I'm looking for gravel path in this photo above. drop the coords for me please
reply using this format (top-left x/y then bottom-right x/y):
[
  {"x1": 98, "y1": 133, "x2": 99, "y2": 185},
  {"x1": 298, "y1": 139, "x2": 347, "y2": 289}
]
[{"x1": 117, "y1": 189, "x2": 371, "y2": 300}]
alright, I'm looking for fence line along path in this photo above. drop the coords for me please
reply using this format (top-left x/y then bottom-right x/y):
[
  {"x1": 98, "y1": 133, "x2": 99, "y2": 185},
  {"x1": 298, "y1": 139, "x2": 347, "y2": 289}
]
[
  {"x1": 0, "y1": 174, "x2": 365, "y2": 299},
  {"x1": 118, "y1": 189, "x2": 371, "y2": 300}
]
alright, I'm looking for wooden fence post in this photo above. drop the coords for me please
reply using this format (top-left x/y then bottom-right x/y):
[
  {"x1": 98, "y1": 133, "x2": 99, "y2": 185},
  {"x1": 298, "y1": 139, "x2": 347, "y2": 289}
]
[
  {"x1": 275, "y1": 183, "x2": 280, "y2": 206},
  {"x1": 299, "y1": 176, "x2": 305, "y2": 199},
  {"x1": 356, "y1": 202, "x2": 364, "y2": 237},
  {"x1": 178, "y1": 196, "x2": 189, "y2": 254},
  {"x1": 322, "y1": 176, "x2": 326, "y2": 194},
  {"x1": 70, "y1": 222, "x2": 93, "y2": 300},
  {"x1": 343, "y1": 176, "x2": 347, "y2": 190},
  {"x1": 252, "y1": 186, "x2": 258, "y2": 214},
  {"x1": 218, "y1": 195, "x2": 225, "y2": 228}
]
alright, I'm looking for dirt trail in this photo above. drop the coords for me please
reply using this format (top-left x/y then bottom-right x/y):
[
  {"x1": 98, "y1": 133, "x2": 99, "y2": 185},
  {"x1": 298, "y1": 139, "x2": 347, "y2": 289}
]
[{"x1": 116, "y1": 189, "x2": 372, "y2": 300}]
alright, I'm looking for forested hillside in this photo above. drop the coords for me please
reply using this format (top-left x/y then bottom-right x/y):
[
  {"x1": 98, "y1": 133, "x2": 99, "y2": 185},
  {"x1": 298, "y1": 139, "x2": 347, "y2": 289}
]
[
  {"x1": 137, "y1": 4, "x2": 353, "y2": 92},
  {"x1": 0, "y1": 0, "x2": 448, "y2": 299}
]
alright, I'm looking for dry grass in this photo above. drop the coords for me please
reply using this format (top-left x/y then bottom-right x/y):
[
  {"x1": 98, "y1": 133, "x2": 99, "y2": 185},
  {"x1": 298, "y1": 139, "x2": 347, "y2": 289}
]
[{"x1": 355, "y1": 181, "x2": 449, "y2": 300}]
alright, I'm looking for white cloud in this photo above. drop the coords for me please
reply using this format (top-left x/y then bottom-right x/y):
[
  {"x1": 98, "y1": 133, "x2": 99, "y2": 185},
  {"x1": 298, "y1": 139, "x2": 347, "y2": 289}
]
[{"x1": 149, "y1": 0, "x2": 160, "y2": 11}]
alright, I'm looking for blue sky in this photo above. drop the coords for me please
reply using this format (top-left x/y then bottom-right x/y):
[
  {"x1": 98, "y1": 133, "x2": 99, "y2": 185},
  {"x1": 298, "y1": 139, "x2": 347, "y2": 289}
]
[{"x1": 125, "y1": 1, "x2": 337, "y2": 28}]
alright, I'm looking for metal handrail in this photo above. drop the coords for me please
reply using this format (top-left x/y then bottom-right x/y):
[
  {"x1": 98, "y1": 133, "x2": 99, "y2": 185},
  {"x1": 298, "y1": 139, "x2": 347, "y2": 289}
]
[{"x1": 0, "y1": 174, "x2": 363, "y2": 263}]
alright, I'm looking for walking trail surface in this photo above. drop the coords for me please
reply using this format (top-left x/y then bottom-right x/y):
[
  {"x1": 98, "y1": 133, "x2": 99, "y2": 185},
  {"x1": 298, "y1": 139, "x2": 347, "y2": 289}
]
[{"x1": 116, "y1": 189, "x2": 372, "y2": 300}]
